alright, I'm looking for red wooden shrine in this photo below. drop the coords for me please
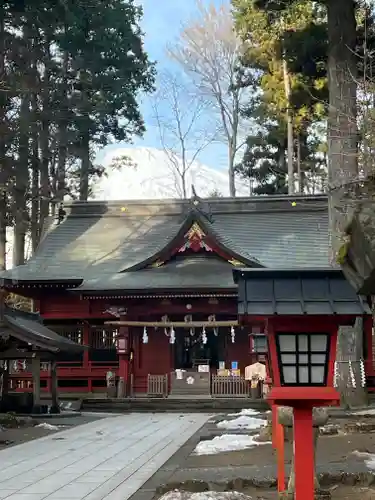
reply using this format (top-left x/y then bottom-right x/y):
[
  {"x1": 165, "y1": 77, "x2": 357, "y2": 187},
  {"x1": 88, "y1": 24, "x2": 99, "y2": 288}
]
[{"x1": 2, "y1": 194, "x2": 373, "y2": 396}]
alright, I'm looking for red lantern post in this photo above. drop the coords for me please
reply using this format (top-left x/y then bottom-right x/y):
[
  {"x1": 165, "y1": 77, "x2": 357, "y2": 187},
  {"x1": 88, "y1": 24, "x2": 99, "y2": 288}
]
[{"x1": 266, "y1": 317, "x2": 340, "y2": 500}]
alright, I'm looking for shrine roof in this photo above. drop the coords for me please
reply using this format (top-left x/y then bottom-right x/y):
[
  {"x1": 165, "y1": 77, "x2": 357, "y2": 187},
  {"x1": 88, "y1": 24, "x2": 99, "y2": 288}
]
[
  {"x1": 233, "y1": 268, "x2": 371, "y2": 316},
  {"x1": 1, "y1": 306, "x2": 85, "y2": 352},
  {"x1": 2, "y1": 194, "x2": 330, "y2": 291},
  {"x1": 76, "y1": 255, "x2": 237, "y2": 292}
]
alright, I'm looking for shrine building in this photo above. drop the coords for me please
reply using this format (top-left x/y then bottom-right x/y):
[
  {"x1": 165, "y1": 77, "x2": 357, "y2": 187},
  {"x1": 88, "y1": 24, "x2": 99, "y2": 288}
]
[{"x1": 1, "y1": 193, "x2": 372, "y2": 398}]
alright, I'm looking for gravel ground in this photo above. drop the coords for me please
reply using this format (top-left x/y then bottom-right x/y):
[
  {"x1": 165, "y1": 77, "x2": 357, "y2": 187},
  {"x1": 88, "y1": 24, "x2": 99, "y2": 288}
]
[{"x1": 130, "y1": 412, "x2": 375, "y2": 500}]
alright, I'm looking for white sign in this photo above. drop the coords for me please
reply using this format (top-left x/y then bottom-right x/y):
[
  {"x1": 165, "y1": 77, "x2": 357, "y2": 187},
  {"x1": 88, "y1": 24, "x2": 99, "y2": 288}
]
[
  {"x1": 198, "y1": 364, "x2": 209, "y2": 373},
  {"x1": 186, "y1": 376, "x2": 195, "y2": 385},
  {"x1": 175, "y1": 369, "x2": 185, "y2": 380}
]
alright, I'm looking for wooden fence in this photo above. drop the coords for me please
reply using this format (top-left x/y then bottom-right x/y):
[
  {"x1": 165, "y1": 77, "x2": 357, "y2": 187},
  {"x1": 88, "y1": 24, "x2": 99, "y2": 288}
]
[
  {"x1": 147, "y1": 374, "x2": 168, "y2": 398},
  {"x1": 211, "y1": 375, "x2": 250, "y2": 398}
]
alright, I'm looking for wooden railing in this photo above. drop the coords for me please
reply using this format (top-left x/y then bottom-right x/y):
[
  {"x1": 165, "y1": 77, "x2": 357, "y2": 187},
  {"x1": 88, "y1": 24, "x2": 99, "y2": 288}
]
[
  {"x1": 147, "y1": 374, "x2": 168, "y2": 398},
  {"x1": 211, "y1": 375, "x2": 250, "y2": 398}
]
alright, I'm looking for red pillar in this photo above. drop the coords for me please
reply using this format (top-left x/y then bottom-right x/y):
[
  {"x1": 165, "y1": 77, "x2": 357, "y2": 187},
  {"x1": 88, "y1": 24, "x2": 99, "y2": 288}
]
[
  {"x1": 294, "y1": 407, "x2": 314, "y2": 500},
  {"x1": 276, "y1": 417, "x2": 285, "y2": 492},
  {"x1": 82, "y1": 323, "x2": 91, "y2": 392},
  {"x1": 118, "y1": 325, "x2": 130, "y2": 396},
  {"x1": 272, "y1": 404, "x2": 278, "y2": 449}
]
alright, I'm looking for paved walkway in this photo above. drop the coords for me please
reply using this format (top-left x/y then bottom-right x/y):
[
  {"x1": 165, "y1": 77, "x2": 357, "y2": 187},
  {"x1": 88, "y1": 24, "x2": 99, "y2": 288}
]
[{"x1": 0, "y1": 413, "x2": 210, "y2": 500}]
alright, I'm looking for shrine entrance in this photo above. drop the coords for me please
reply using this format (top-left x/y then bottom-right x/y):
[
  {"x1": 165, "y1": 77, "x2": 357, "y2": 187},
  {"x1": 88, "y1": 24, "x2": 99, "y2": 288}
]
[{"x1": 174, "y1": 327, "x2": 224, "y2": 370}]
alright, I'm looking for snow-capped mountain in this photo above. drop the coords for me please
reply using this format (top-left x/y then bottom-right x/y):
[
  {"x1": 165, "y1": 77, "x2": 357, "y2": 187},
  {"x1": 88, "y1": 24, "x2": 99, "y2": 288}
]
[
  {"x1": 5, "y1": 147, "x2": 249, "y2": 269},
  {"x1": 92, "y1": 147, "x2": 250, "y2": 200}
]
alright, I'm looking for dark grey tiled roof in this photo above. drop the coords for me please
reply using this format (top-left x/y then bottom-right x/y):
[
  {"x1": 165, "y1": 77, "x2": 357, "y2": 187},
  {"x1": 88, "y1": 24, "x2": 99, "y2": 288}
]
[
  {"x1": 78, "y1": 255, "x2": 237, "y2": 291},
  {"x1": 233, "y1": 268, "x2": 370, "y2": 316},
  {"x1": 2, "y1": 307, "x2": 85, "y2": 352},
  {"x1": 3, "y1": 194, "x2": 330, "y2": 290}
]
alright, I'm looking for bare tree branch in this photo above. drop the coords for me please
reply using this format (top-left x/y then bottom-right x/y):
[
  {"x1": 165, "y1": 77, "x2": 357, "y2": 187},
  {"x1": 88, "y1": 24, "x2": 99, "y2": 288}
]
[
  {"x1": 151, "y1": 70, "x2": 217, "y2": 199},
  {"x1": 167, "y1": 0, "x2": 253, "y2": 197}
]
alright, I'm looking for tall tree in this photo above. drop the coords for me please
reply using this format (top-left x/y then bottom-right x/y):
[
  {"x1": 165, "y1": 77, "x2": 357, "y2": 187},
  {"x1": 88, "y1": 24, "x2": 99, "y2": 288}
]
[
  {"x1": 248, "y1": 0, "x2": 375, "y2": 408},
  {"x1": 168, "y1": 1, "x2": 254, "y2": 197},
  {"x1": 233, "y1": 0, "x2": 328, "y2": 195},
  {"x1": 58, "y1": 0, "x2": 155, "y2": 201},
  {"x1": 152, "y1": 71, "x2": 216, "y2": 199},
  {"x1": 0, "y1": 0, "x2": 155, "y2": 266}
]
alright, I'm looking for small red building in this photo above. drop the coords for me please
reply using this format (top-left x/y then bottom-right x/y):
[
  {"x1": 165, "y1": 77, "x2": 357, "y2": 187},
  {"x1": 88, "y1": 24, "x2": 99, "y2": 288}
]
[{"x1": 1, "y1": 193, "x2": 372, "y2": 397}]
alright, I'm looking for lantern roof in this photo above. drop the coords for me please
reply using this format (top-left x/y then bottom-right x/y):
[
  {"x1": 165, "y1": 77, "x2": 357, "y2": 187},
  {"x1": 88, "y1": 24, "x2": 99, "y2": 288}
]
[{"x1": 233, "y1": 268, "x2": 371, "y2": 316}]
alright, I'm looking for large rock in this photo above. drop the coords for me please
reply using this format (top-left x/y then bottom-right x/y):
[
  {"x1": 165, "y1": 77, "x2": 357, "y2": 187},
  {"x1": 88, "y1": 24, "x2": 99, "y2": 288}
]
[{"x1": 277, "y1": 406, "x2": 329, "y2": 428}]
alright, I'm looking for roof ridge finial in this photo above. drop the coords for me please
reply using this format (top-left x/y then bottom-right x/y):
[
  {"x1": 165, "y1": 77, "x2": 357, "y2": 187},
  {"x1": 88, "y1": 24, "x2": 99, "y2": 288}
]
[
  {"x1": 189, "y1": 185, "x2": 213, "y2": 222},
  {"x1": 191, "y1": 184, "x2": 198, "y2": 203}
]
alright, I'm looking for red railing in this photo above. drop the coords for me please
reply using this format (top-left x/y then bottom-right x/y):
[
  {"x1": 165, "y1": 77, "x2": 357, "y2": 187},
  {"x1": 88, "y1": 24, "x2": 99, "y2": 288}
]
[
  {"x1": 7, "y1": 324, "x2": 121, "y2": 394},
  {"x1": 9, "y1": 361, "x2": 119, "y2": 394}
]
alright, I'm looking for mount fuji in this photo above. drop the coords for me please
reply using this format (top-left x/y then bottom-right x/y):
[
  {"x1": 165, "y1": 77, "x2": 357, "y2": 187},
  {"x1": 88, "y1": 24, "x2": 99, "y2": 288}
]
[{"x1": 92, "y1": 147, "x2": 250, "y2": 200}]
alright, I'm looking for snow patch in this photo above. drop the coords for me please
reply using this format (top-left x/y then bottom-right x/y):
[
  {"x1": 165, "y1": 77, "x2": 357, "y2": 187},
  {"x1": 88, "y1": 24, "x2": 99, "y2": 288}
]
[
  {"x1": 35, "y1": 423, "x2": 61, "y2": 431},
  {"x1": 227, "y1": 409, "x2": 261, "y2": 417},
  {"x1": 217, "y1": 415, "x2": 266, "y2": 431},
  {"x1": 159, "y1": 492, "x2": 253, "y2": 500},
  {"x1": 355, "y1": 408, "x2": 375, "y2": 416},
  {"x1": 193, "y1": 434, "x2": 269, "y2": 455},
  {"x1": 366, "y1": 455, "x2": 375, "y2": 470},
  {"x1": 350, "y1": 450, "x2": 375, "y2": 470}
]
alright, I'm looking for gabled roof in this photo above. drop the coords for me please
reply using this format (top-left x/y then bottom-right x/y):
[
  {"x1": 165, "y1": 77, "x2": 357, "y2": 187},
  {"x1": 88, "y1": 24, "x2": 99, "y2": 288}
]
[
  {"x1": 2, "y1": 194, "x2": 330, "y2": 292},
  {"x1": 125, "y1": 209, "x2": 262, "y2": 271},
  {"x1": 1, "y1": 306, "x2": 85, "y2": 353}
]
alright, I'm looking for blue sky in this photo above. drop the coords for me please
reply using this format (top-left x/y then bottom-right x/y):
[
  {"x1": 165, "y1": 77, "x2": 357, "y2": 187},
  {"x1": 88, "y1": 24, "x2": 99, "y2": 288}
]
[{"x1": 99, "y1": 0, "x2": 229, "y2": 170}]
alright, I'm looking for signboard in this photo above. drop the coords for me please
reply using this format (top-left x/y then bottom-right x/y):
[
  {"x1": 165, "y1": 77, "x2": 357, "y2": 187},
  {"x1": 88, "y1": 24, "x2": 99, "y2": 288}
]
[
  {"x1": 219, "y1": 361, "x2": 225, "y2": 370},
  {"x1": 175, "y1": 369, "x2": 185, "y2": 380},
  {"x1": 117, "y1": 338, "x2": 127, "y2": 354},
  {"x1": 198, "y1": 364, "x2": 210, "y2": 373},
  {"x1": 231, "y1": 369, "x2": 241, "y2": 377},
  {"x1": 231, "y1": 361, "x2": 238, "y2": 370},
  {"x1": 218, "y1": 369, "x2": 230, "y2": 376}
]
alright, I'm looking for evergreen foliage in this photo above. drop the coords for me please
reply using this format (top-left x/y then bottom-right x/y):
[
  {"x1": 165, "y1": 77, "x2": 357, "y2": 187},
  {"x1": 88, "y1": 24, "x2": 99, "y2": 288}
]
[
  {"x1": 0, "y1": 0, "x2": 155, "y2": 266},
  {"x1": 232, "y1": 0, "x2": 375, "y2": 194}
]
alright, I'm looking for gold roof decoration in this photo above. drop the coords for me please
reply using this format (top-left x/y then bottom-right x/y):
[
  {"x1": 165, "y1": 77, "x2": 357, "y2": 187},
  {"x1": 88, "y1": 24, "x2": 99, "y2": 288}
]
[
  {"x1": 228, "y1": 258, "x2": 245, "y2": 267},
  {"x1": 150, "y1": 259, "x2": 164, "y2": 268},
  {"x1": 185, "y1": 222, "x2": 206, "y2": 240}
]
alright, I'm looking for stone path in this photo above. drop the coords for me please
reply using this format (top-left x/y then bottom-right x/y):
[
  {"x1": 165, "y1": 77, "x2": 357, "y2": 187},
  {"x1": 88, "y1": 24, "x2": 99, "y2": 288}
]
[{"x1": 0, "y1": 413, "x2": 210, "y2": 500}]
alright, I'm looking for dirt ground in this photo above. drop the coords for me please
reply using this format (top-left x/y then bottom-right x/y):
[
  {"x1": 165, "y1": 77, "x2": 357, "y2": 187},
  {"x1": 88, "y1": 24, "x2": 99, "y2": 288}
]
[
  {"x1": 187, "y1": 422, "x2": 375, "y2": 468},
  {"x1": 153, "y1": 414, "x2": 375, "y2": 500}
]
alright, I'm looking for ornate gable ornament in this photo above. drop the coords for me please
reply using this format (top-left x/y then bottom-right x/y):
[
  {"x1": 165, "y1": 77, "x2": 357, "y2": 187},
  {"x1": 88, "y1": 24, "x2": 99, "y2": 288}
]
[
  {"x1": 178, "y1": 222, "x2": 213, "y2": 253},
  {"x1": 143, "y1": 187, "x2": 251, "y2": 269}
]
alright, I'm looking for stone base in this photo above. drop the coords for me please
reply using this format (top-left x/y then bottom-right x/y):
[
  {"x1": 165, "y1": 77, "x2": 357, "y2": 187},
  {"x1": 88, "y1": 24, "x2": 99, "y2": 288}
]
[
  {"x1": 49, "y1": 404, "x2": 60, "y2": 414},
  {"x1": 31, "y1": 404, "x2": 48, "y2": 415},
  {"x1": 278, "y1": 489, "x2": 331, "y2": 500}
]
